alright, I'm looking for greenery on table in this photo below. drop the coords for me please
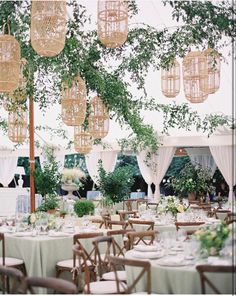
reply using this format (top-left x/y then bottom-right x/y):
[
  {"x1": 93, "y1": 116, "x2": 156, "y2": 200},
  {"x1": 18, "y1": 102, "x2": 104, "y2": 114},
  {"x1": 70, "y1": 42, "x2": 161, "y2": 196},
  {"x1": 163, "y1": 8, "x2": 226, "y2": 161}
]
[
  {"x1": 74, "y1": 200, "x2": 95, "y2": 217},
  {"x1": 36, "y1": 196, "x2": 59, "y2": 212},
  {"x1": 97, "y1": 160, "x2": 134, "y2": 204},
  {"x1": 0, "y1": 1, "x2": 235, "y2": 154},
  {"x1": 168, "y1": 162, "x2": 215, "y2": 199},
  {"x1": 34, "y1": 156, "x2": 61, "y2": 197},
  {"x1": 162, "y1": 196, "x2": 189, "y2": 216},
  {"x1": 195, "y1": 222, "x2": 230, "y2": 256}
]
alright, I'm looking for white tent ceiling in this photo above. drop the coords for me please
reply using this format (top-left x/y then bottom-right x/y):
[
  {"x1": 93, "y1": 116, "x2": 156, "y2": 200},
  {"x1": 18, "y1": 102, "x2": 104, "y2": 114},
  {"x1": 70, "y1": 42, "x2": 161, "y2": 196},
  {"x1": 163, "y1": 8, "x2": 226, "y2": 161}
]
[{"x1": 0, "y1": 0, "x2": 234, "y2": 154}]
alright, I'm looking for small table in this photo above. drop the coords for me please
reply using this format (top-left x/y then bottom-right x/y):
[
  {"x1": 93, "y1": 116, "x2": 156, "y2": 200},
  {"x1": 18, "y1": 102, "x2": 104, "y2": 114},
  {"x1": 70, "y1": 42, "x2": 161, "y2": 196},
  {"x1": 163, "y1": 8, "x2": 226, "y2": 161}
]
[
  {"x1": 86, "y1": 191, "x2": 101, "y2": 200},
  {"x1": 130, "y1": 192, "x2": 146, "y2": 199}
]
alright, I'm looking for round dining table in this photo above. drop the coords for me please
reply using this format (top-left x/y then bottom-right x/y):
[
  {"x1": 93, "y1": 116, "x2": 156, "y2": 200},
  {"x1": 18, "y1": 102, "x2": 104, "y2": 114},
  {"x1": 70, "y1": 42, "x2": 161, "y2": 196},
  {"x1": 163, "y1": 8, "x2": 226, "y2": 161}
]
[{"x1": 125, "y1": 248, "x2": 233, "y2": 294}]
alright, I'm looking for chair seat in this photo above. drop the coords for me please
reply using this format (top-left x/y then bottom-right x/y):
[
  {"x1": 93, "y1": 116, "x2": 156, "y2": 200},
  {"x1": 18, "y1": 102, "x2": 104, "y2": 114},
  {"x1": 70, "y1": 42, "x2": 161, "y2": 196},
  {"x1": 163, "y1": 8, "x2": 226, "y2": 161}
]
[
  {"x1": 84, "y1": 280, "x2": 127, "y2": 294},
  {"x1": 102, "y1": 270, "x2": 127, "y2": 281},
  {"x1": 56, "y1": 259, "x2": 93, "y2": 269},
  {"x1": 0, "y1": 257, "x2": 24, "y2": 266}
]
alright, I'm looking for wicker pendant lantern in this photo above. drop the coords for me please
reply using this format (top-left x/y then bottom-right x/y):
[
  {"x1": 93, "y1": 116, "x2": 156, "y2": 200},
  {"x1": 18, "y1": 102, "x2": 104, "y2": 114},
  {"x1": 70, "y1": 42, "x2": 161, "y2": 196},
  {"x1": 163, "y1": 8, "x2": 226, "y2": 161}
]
[
  {"x1": 61, "y1": 75, "x2": 87, "y2": 126},
  {"x1": 161, "y1": 60, "x2": 180, "y2": 98},
  {"x1": 31, "y1": 0, "x2": 67, "y2": 57},
  {"x1": 89, "y1": 96, "x2": 109, "y2": 139},
  {"x1": 0, "y1": 24, "x2": 20, "y2": 93},
  {"x1": 183, "y1": 51, "x2": 208, "y2": 103},
  {"x1": 74, "y1": 126, "x2": 93, "y2": 154},
  {"x1": 8, "y1": 107, "x2": 28, "y2": 143},
  {"x1": 202, "y1": 48, "x2": 221, "y2": 94},
  {"x1": 97, "y1": 0, "x2": 128, "y2": 48}
]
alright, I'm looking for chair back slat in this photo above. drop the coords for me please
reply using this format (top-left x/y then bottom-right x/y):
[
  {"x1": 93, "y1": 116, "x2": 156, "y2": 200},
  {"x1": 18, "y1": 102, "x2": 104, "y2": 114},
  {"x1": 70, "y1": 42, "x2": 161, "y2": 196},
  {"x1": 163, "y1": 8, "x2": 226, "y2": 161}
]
[
  {"x1": 0, "y1": 265, "x2": 25, "y2": 294},
  {"x1": 196, "y1": 265, "x2": 236, "y2": 294},
  {"x1": 0, "y1": 232, "x2": 6, "y2": 265},
  {"x1": 108, "y1": 255, "x2": 151, "y2": 294},
  {"x1": 128, "y1": 219, "x2": 154, "y2": 231},
  {"x1": 127, "y1": 230, "x2": 155, "y2": 250}
]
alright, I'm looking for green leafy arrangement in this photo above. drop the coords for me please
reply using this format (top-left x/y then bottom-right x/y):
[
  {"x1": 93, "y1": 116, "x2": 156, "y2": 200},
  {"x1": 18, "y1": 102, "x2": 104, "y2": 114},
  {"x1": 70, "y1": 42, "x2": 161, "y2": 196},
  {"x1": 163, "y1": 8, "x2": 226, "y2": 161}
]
[
  {"x1": 0, "y1": 0, "x2": 234, "y2": 153},
  {"x1": 168, "y1": 162, "x2": 215, "y2": 199},
  {"x1": 74, "y1": 200, "x2": 95, "y2": 217},
  {"x1": 34, "y1": 156, "x2": 61, "y2": 197},
  {"x1": 195, "y1": 222, "x2": 230, "y2": 256},
  {"x1": 36, "y1": 196, "x2": 59, "y2": 212},
  {"x1": 97, "y1": 160, "x2": 134, "y2": 204}
]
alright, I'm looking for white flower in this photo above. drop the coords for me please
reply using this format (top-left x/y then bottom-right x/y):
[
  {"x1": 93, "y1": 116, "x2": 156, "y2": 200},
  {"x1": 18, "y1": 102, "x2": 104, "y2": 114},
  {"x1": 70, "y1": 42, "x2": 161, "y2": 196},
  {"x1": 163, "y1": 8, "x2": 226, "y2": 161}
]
[
  {"x1": 30, "y1": 213, "x2": 36, "y2": 224},
  {"x1": 61, "y1": 168, "x2": 86, "y2": 183}
]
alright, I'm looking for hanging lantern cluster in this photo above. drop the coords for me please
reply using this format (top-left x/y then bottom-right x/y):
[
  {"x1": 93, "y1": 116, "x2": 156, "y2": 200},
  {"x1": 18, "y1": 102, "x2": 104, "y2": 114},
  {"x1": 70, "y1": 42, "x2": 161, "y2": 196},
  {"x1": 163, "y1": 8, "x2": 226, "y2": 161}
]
[
  {"x1": 8, "y1": 107, "x2": 28, "y2": 143},
  {"x1": 74, "y1": 126, "x2": 93, "y2": 154},
  {"x1": 61, "y1": 75, "x2": 87, "y2": 126},
  {"x1": 0, "y1": 24, "x2": 21, "y2": 93},
  {"x1": 89, "y1": 96, "x2": 109, "y2": 139},
  {"x1": 161, "y1": 60, "x2": 180, "y2": 98},
  {"x1": 97, "y1": 0, "x2": 128, "y2": 48},
  {"x1": 182, "y1": 51, "x2": 208, "y2": 103},
  {"x1": 31, "y1": 0, "x2": 67, "y2": 57},
  {"x1": 203, "y1": 48, "x2": 221, "y2": 94}
]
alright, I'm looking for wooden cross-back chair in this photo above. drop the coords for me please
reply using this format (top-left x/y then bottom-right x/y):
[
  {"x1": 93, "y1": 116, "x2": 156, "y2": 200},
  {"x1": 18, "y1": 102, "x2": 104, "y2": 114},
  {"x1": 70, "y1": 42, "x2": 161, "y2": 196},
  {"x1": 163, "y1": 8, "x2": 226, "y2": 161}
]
[
  {"x1": 0, "y1": 265, "x2": 25, "y2": 294},
  {"x1": 175, "y1": 221, "x2": 205, "y2": 236},
  {"x1": 127, "y1": 230, "x2": 155, "y2": 250},
  {"x1": 118, "y1": 210, "x2": 138, "y2": 222},
  {"x1": 128, "y1": 219, "x2": 154, "y2": 232},
  {"x1": 25, "y1": 277, "x2": 78, "y2": 294},
  {"x1": 73, "y1": 245, "x2": 126, "y2": 294},
  {"x1": 107, "y1": 229, "x2": 135, "y2": 256},
  {"x1": 108, "y1": 255, "x2": 152, "y2": 294},
  {"x1": 225, "y1": 212, "x2": 236, "y2": 225},
  {"x1": 196, "y1": 265, "x2": 236, "y2": 294},
  {"x1": 55, "y1": 232, "x2": 103, "y2": 282},
  {"x1": 123, "y1": 199, "x2": 137, "y2": 211},
  {"x1": 146, "y1": 202, "x2": 159, "y2": 211},
  {"x1": 107, "y1": 220, "x2": 128, "y2": 230},
  {"x1": 0, "y1": 233, "x2": 27, "y2": 275}
]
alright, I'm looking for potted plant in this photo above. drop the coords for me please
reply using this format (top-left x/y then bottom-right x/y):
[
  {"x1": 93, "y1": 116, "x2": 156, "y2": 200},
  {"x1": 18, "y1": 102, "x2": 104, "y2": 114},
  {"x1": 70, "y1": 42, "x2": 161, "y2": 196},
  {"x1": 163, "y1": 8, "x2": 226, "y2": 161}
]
[
  {"x1": 168, "y1": 162, "x2": 215, "y2": 201},
  {"x1": 97, "y1": 160, "x2": 134, "y2": 205},
  {"x1": 74, "y1": 200, "x2": 95, "y2": 217},
  {"x1": 36, "y1": 195, "x2": 59, "y2": 214}
]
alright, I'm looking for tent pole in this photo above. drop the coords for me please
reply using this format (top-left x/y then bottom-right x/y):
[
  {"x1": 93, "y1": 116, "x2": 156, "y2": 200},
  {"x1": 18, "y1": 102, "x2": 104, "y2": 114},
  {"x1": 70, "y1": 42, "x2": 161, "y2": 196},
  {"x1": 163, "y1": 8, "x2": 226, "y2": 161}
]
[{"x1": 29, "y1": 96, "x2": 35, "y2": 213}]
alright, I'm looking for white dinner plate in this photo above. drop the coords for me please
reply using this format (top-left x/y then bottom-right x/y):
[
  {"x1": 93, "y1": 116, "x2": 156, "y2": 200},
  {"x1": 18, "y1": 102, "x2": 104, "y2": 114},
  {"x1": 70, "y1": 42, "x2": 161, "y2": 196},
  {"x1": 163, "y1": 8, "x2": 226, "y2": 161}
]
[
  {"x1": 155, "y1": 258, "x2": 193, "y2": 267},
  {"x1": 132, "y1": 250, "x2": 164, "y2": 259},
  {"x1": 133, "y1": 245, "x2": 159, "y2": 252}
]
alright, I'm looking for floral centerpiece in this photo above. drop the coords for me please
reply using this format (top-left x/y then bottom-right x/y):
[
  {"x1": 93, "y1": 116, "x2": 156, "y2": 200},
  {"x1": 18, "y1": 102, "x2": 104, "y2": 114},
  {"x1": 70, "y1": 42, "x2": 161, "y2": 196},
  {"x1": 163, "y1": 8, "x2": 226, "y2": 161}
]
[
  {"x1": 158, "y1": 196, "x2": 189, "y2": 218},
  {"x1": 194, "y1": 222, "x2": 230, "y2": 256},
  {"x1": 61, "y1": 168, "x2": 86, "y2": 200}
]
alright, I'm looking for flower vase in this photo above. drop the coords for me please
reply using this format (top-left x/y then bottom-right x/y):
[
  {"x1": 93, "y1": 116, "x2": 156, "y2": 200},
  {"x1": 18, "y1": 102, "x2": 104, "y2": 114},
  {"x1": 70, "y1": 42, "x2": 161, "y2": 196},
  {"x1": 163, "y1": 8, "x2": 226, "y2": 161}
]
[{"x1": 61, "y1": 184, "x2": 78, "y2": 200}]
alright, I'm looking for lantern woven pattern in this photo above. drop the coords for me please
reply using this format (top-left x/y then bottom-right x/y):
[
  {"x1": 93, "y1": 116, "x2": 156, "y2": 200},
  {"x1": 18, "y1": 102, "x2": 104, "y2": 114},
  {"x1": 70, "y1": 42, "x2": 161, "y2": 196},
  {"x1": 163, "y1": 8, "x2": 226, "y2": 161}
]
[
  {"x1": 89, "y1": 96, "x2": 109, "y2": 139},
  {"x1": 161, "y1": 60, "x2": 180, "y2": 98},
  {"x1": 203, "y1": 48, "x2": 220, "y2": 94},
  {"x1": 74, "y1": 126, "x2": 92, "y2": 154},
  {"x1": 61, "y1": 76, "x2": 87, "y2": 126},
  {"x1": 183, "y1": 51, "x2": 208, "y2": 103},
  {"x1": 31, "y1": 0, "x2": 67, "y2": 57},
  {"x1": 98, "y1": 0, "x2": 128, "y2": 48},
  {"x1": 0, "y1": 27, "x2": 20, "y2": 92},
  {"x1": 8, "y1": 108, "x2": 28, "y2": 143}
]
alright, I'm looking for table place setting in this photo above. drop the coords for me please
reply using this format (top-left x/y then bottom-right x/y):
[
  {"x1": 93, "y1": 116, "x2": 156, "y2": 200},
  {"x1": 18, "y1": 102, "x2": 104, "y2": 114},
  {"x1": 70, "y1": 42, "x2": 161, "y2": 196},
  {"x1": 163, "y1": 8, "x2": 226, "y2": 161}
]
[
  {"x1": 47, "y1": 230, "x2": 72, "y2": 237},
  {"x1": 155, "y1": 255, "x2": 195, "y2": 267}
]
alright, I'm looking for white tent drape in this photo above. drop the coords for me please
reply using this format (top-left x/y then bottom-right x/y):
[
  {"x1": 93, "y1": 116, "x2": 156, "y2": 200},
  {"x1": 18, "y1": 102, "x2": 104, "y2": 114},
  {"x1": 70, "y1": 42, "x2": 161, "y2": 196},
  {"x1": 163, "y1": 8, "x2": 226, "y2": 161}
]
[
  {"x1": 153, "y1": 147, "x2": 176, "y2": 201},
  {"x1": 186, "y1": 147, "x2": 217, "y2": 176},
  {"x1": 136, "y1": 151, "x2": 154, "y2": 199},
  {"x1": 0, "y1": 155, "x2": 18, "y2": 186},
  {"x1": 85, "y1": 151, "x2": 118, "y2": 185},
  {"x1": 210, "y1": 145, "x2": 236, "y2": 205}
]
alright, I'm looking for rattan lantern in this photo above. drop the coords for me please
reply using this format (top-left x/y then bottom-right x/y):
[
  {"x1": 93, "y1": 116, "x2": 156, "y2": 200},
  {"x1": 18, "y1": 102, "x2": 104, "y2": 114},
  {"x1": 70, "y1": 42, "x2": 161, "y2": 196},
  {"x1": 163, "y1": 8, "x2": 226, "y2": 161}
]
[
  {"x1": 97, "y1": 0, "x2": 128, "y2": 48},
  {"x1": 89, "y1": 96, "x2": 109, "y2": 139},
  {"x1": 31, "y1": 0, "x2": 67, "y2": 57},
  {"x1": 61, "y1": 75, "x2": 87, "y2": 126},
  {"x1": 0, "y1": 24, "x2": 20, "y2": 92},
  {"x1": 183, "y1": 51, "x2": 208, "y2": 103},
  {"x1": 8, "y1": 107, "x2": 28, "y2": 143},
  {"x1": 74, "y1": 126, "x2": 93, "y2": 154},
  {"x1": 202, "y1": 48, "x2": 221, "y2": 94},
  {"x1": 161, "y1": 60, "x2": 180, "y2": 98}
]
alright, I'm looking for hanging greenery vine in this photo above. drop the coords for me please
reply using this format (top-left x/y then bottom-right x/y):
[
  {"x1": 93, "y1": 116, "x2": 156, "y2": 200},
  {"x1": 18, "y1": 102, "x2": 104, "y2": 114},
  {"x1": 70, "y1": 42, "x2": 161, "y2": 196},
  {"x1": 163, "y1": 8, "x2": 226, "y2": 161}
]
[{"x1": 0, "y1": 0, "x2": 235, "y2": 153}]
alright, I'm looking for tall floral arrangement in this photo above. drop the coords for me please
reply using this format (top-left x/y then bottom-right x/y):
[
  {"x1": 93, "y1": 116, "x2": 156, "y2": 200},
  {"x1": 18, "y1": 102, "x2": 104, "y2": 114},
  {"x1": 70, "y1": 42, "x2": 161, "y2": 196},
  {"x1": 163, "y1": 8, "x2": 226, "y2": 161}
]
[
  {"x1": 159, "y1": 196, "x2": 189, "y2": 216},
  {"x1": 61, "y1": 168, "x2": 86, "y2": 187}
]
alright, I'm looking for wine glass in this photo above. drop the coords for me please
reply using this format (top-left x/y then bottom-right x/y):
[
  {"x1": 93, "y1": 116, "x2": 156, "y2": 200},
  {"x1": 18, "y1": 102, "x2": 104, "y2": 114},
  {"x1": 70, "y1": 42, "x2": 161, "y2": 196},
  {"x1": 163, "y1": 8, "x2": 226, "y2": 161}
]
[
  {"x1": 177, "y1": 229, "x2": 187, "y2": 245},
  {"x1": 40, "y1": 218, "x2": 48, "y2": 234}
]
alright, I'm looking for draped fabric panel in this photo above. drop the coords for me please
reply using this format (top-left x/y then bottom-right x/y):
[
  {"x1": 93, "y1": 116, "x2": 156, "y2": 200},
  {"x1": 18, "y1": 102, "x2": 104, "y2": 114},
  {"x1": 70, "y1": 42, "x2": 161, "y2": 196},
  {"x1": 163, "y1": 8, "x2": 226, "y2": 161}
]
[
  {"x1": 210, "y1": 145, "x2": 236, "y2": 205},
  {"x1": 0, "y1": 154, "x2": 18, "y2": 186},
  {"x1": 186, "y1": 147, "x2": 217, "y2": 176},
  {"x1": 85, "y1": 151, "x2": 118, "y2": 185},
  {"x1": 136, "y1": 151, "x2": 154, "y2": 199},
  {"x1": 153, "y1": 147, "x2": 176, "y2": 201}
]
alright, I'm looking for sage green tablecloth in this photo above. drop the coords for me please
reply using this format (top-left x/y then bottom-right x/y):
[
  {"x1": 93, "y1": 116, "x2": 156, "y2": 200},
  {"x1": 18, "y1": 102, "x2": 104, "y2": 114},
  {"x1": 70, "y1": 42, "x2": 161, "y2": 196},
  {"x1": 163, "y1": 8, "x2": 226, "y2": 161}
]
[{"x1": 125, "y1": 250, "x2": 234, "y2": 294}]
